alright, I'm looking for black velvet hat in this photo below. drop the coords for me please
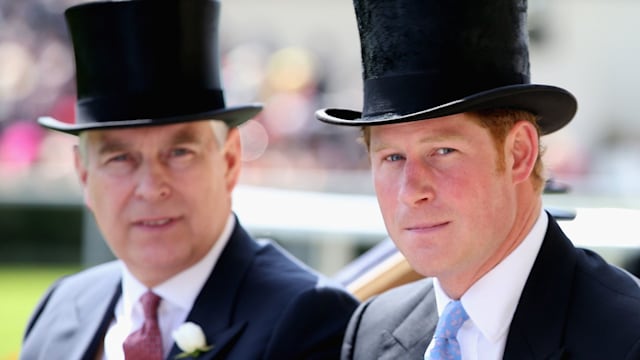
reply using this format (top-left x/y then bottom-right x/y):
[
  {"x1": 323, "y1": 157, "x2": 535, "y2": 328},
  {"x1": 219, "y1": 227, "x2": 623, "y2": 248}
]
[
  {"x1": 38, "y1": 0, "x2": 262, "y2": 135},
  {"x1": 315, "y1": 0, "x2": 577, "y2": 134}
]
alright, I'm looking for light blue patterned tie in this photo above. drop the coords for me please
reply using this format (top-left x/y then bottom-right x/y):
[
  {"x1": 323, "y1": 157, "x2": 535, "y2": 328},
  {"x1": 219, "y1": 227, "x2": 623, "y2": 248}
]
[{"x1": 425, "y1": 300, "x2": 469, "y2": 360}]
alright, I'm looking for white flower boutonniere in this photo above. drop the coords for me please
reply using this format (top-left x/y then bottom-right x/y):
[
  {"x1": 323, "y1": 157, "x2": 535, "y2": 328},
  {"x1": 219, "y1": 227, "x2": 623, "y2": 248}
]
[{"x1": 172, "y1": 322, "x2": 214, "y2": 359}]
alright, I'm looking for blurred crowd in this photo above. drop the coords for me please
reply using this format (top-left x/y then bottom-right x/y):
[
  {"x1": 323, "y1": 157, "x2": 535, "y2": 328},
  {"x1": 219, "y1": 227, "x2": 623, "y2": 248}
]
[
  {"x1": 0, "y1": 0, "x2": 79, "y2": 189},
  {"x1": 0, "y1": 0, "x2": 371, "y2": 197},
  {"x1": 4, "y1": 0, "x2": 640, "y2": 200}
]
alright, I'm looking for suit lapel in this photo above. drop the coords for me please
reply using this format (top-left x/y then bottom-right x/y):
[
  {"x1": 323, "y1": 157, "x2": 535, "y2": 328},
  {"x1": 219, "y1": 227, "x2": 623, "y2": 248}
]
[
  {"x1": 82, "y1": 284, "x2": 122, "y2": 360},
  {"x1": 379, "y1": 280, "x2": 438, "y2": 359},
  {"x1": 167, "y1": 220, "x2": 259, "y2": 360},
  {"x1": 503, "y1": 214, "x2": 575, "y2": 360},
  {"x1": 65, "y1": 266, "x2": 121, "y2": 360}
]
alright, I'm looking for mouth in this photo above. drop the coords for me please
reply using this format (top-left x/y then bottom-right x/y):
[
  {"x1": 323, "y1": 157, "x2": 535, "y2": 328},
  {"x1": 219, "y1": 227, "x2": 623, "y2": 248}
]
[
  {"x1": 405, "y1": 221, "x2": 449, "y2": 232},
  {"x1": 134, "y1": 216, "x2": 179, "y2": 228}
]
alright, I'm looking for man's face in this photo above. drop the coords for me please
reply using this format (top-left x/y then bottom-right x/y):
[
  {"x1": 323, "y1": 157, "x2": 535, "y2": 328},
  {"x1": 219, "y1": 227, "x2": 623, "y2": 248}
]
[
  {"x1": 369, "y1": 113, "x2": 532, "y2": 289},
  {"x1": 75, "y1": 121, "x2": 240, "y2": 286}
]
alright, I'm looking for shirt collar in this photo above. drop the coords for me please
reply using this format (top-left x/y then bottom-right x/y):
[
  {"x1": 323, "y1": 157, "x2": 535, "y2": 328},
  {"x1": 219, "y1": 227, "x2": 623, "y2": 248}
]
[
  {"x1": 121, "y1": 214, "x2": 235, "y2": 314},
  {"x1": 433, "y1": 207, "x2": 547, "y2": 342}
]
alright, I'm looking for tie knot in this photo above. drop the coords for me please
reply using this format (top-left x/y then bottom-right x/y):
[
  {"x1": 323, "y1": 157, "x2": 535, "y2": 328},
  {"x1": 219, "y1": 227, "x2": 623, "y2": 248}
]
[
  {"x1": 140, "y1": 290, "x2": 161, "y2": 321},
  {"x1": 434, "y1": 300, "x2": 468, "y2": 340}
]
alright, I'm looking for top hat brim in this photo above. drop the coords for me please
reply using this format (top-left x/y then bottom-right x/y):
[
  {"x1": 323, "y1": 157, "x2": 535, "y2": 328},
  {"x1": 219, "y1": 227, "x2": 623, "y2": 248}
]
[
  {"x1": 316, "y1": 84, "x2": 577, "y2": 135},
  {"x1": 38, "y1": 104, "x2": 263, "y2": 136}
]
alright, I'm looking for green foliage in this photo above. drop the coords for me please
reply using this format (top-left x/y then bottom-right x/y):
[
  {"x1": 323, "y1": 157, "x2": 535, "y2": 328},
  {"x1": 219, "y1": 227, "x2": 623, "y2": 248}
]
[
  {"x1": 0, "y1": 265, "x2": 80, "y2": 359},
  {"x1": 0, "y1": 205, "x2": 83, "y2": 264}
]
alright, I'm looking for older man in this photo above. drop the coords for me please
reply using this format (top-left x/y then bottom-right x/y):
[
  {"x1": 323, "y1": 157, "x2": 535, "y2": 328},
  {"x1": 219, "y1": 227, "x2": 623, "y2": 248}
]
[{"x1": 21, "y1": 1, "x2": 358, "y2": 359}]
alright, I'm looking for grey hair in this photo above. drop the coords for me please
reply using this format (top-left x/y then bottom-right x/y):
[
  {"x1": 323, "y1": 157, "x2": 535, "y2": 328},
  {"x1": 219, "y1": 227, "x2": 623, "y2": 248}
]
[
  {"x1": 210, "y1": 120, "x2": 229, "y2": 147},
  {"x1": 77, "y1": 120, "x2": 230, "y2": 165}
]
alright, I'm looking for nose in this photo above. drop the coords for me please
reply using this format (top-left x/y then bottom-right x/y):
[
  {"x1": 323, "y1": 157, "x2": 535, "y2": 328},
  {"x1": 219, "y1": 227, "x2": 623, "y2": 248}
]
[
  {"x1": 134, "y1": 161, "x2": 171, "y2": 201},
  {"x1": 398, "y1": 158, "x2": 434, "y2": 206}
]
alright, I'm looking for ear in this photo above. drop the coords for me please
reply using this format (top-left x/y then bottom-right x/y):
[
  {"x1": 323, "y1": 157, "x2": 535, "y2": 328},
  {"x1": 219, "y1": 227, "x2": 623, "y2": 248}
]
[
  {"x1": 73, "y1": 145, "x2": 93, "y2": 209},
  {"x1": 506, "y1": 121, "x2": 539, "y2": 185},
  {"x1": 222, "y1": 127, "x2": 242, "y2": 192}
]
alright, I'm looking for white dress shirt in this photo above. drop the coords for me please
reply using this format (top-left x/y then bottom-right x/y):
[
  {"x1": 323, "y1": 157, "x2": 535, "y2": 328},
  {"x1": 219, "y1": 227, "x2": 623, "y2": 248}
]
[
  {"x1": 102, "y1": 214, "x2": 235, "y2": 360},
  {"x1": 425, "y1": 208, "x2": 548, "y2": 360}
]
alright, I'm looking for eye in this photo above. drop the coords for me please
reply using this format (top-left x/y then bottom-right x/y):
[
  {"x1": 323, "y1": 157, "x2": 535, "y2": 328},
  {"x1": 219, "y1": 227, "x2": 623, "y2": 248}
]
[
  {"x1": 434, "y1": 147, "x2": 456, "y2": 156},
  {"x1": 385, "y1": 154, "x2": 405, "y2": 162},
  {"x1": 167, "y1": 146, "x2": 197, "y2": 167},
  {"x1": 106, "y1": 153, "x2": 131, "y2": 163},
  {"x1": 169, "y1": 147, "x2": 192, "y2": 157},
  {"x1": 99, "y1": 152, "x2": 137, "y2": 175}
]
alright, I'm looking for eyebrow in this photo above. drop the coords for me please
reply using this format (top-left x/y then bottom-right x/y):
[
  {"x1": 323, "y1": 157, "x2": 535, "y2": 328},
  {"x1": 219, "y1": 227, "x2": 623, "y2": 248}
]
[
  {"x1": 371, "y1": 132, "x2": 467, "y2": 153},
  {"x1": 95, "y1": 126, "x2": 205, "y2": 156},
  {"x1": 96, "y1": 137, "x2": 129, "y2": 156},
  {"x1": 171, "y1": 127, "x2": 206, "y2": 145}
]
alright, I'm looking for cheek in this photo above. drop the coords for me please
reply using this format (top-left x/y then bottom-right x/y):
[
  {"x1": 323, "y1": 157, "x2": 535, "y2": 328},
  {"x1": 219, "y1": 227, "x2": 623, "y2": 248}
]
[
  {"x1": 86, "y1": 176, "x2": 127, "y2": 216},
  {"x1": 373, "y1": 175, "x2": 396, "y2": 206},
  {"x1": 466, "y1": 182, "x2": 514, "y2": 239},
  {"x1": 188, "y1": 171, "x2": 228, "y2": 210},
  {"x1": 84, "y1": 177, "x2": 102, "y2": 211},
  {"x1": 374, "y1": 185, "x2": 402, "y2": 236},
  {"x1": 447, "y1": 161, "x2": 496, "y2": 195}
]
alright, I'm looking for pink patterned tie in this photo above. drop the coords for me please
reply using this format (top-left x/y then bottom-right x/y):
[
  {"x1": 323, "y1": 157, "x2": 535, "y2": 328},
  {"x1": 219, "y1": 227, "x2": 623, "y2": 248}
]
[{"x1": 123, "y1": 291, "x2": 163, "y2": 360}]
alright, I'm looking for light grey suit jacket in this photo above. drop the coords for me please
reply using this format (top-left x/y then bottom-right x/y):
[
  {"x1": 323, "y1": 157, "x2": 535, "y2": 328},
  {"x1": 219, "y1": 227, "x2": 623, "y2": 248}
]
[
  {"x1": 342, "y1": 278, "x2": 437, "y2": 359},
  {"x1": 21, "y1": 262, "x2": 120, "y2": 360}
]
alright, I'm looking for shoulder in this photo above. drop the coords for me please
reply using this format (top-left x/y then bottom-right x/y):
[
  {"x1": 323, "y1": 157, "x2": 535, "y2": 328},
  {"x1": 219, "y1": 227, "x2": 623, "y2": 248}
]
[
  {"x1": 566, "y1": 249, "x2": 640, "y2": 356},
  {"x1": 33, "y1": 261, "x2": 119, "y2": 304},
  {"x1": 572, "y1": 247, "x2": 640, "y2": 317},
  {"x1": 545, "y1": 216, "x2": 640, "y2": 309},
  {"x1": 57, "y1": 261, "x2": 121, "y2": 288},
  {"x1": 545, "y1": 219, "x2": 640, "y2": 334},
  {"x1": 230, "y1": 223, "x2": 332, "y2": 290},
  {"x1": 240, "y1": 240, "x2": 359, "y2": 358},
  {"x1": 235, "y1": 238, "x2": 358, "y2": 316},
  {"x1": 341, "y1": 278, "x2": 434, "y2": 360},
  {"x1": 41, "y1": 261, "x2": 121, "y2": 304},
  {"x1": 353, "y1": 277, "x2": 433, "y2": 331},
  {"x1": 23, "y1": 261, "x2": 121, "y2": 340},
  {"x1": 573, "y1": 247, "x2": 640, "y2": 306},
  {"x1": 249, "y1": 238, "x2": 347, "y2": 292}
]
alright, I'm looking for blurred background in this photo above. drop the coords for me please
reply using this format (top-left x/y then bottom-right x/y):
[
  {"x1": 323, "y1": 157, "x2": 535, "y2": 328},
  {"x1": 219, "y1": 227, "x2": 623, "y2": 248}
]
[{"x1": 2, "y1": 0, "x2": 640, "y2": 358}]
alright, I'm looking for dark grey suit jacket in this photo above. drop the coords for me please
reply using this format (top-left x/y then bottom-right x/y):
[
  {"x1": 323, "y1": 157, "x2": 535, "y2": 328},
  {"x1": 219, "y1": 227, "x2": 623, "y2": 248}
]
[
  {"x1": 21, "y1": 219, "x2": 359, "y2": 360},
  {"x1": 342, "y1": 213, "x2": 640, "y2": 359}
]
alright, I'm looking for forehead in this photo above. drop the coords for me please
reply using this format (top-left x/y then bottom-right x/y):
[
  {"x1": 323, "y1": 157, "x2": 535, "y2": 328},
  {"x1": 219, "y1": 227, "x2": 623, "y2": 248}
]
[
  {"x1": 84, "y1": 121, "x2": 214, "y2": 147},
  {"x1": 369, "y1": 113, "x2": 483, "y2": 141}
]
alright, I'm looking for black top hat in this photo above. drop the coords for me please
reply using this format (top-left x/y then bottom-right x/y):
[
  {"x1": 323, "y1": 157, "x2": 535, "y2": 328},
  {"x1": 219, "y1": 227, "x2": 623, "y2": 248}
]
[
  {"x1": 38, "y1": 0, "x2": 262, "y2": 135},
  {"x1": 316, "y1": 0, "x2": 577, "y2": 134}
]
